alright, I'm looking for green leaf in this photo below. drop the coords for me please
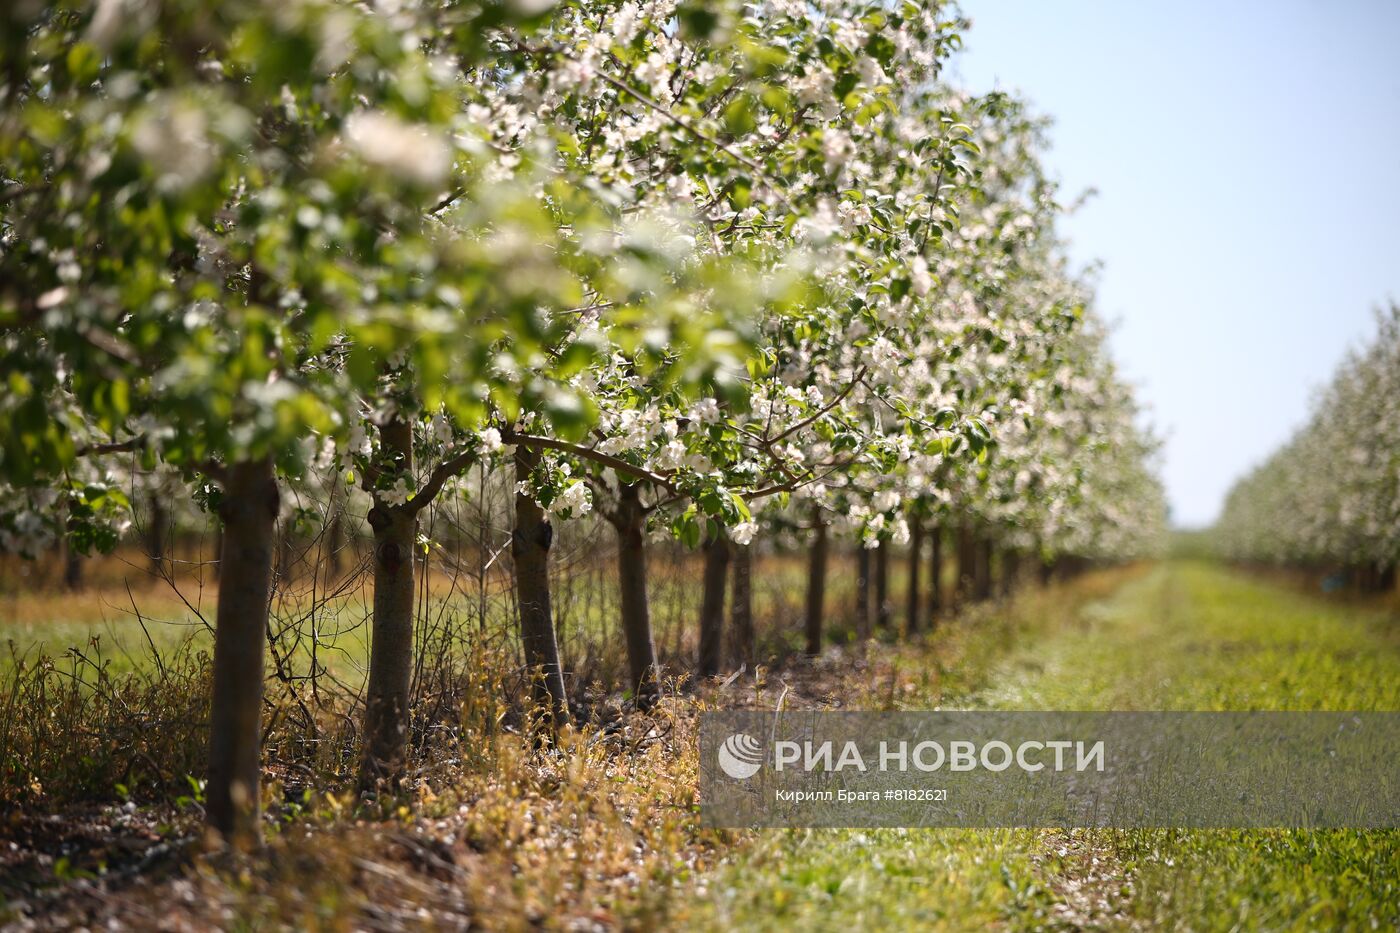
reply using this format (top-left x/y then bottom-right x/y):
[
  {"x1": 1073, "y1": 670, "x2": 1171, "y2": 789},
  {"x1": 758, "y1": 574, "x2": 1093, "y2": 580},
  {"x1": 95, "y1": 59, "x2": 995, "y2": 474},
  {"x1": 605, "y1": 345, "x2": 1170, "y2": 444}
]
[{"x1": 722, "y1": 97, "x2": 757, "y2": 137}]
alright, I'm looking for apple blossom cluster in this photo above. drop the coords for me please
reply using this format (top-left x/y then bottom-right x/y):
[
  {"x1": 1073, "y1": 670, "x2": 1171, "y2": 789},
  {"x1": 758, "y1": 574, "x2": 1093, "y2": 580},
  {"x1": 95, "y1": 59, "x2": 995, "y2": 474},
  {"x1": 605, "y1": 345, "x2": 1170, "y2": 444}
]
[{"x1": 726, "y1": 93, "x2": 1165, "y2": 560}]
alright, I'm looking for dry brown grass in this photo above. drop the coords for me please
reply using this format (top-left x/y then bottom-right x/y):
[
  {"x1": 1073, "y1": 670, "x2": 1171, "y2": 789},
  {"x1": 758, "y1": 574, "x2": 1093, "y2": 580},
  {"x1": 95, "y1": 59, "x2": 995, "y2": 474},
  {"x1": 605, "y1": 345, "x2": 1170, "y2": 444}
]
[{"x1": 0, "y1": 546, "x2": 1143, "y2": 929}]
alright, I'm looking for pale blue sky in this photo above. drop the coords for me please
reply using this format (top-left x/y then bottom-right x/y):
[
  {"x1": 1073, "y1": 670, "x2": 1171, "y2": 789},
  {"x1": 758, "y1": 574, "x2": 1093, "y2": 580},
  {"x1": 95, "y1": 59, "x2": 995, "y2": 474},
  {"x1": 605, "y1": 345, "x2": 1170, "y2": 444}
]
[{"x1": 952, "y1": 0, "x2": 1400, "y2": 527}]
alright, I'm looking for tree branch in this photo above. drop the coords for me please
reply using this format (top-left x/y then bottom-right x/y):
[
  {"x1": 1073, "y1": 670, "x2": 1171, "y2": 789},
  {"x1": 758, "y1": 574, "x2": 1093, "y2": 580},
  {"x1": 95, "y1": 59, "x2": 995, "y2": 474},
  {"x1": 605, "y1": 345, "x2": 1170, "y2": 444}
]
[
  {"x1": 0, "y1": 183, "x2": 46, "y2": 207},
  {"x1": 76, "y1": 437, "x2": 146, "y2": 457},
  {"x1": 746, "y1": 455, "x2": 861, "y2": 500},
  {"x1": 408, "y1": 447, "x2": 478, "y2": 515},
  {"x1": 503, "y1": 429, "x2": 676, "y2": 492},
  {"x1": 80, "y1": 326, "x2": 145, "y2": 368},
  {"x1": 767, "y1": 366, "x2": 867, "y2": 445}
]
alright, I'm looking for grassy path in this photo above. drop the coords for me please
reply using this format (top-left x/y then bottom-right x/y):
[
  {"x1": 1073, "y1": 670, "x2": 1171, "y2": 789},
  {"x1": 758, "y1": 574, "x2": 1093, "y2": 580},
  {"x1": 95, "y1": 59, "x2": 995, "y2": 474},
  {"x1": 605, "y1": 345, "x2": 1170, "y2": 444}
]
[{"x1": 679, "y1": 561, "x2": 1400, "y2": 931}]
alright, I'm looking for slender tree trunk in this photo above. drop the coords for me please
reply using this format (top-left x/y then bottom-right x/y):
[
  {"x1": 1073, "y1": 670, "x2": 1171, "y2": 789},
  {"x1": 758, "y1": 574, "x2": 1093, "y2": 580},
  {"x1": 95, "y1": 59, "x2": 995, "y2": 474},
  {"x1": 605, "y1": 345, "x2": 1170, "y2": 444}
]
[
  {"x1": 207, "y1": 457, "x2": 278, "y2": 844},
  {"x1": 62, "y1": 538, "x2": 83, "y2": 591},
  {"x1": 906, "y1": 518, "x2": 923, "y2": 635},
  {"x1": 928, "y1": 525, "x2": 944, "y2": 626},
  {"x1": 974, "y1": 536, "x2": 994, "y2": 602},
  {"x1": 148, "y1": 491, "x2": 168, "y2": 577},
  {"x1": 855, "y1": 547, "x2": 872, "y2": 642},
  {"x1": 955, "y1": 524, "x2": 977, "y2": 605},
  {"x1": 730, "y1": 542, "x2": 754, "y2": 669},
  {"x1": 1360, "y1": 560, "x2": 1389, "y2": 594},
  {"x1": 612, "y1": 483, "x2": 659, "y2": 708},
  {"x1": 805, "y1": 509, "x2": 828, "y2": 656},
  {"x1": 1000, "y1": 549, "x2": 1020, "y2": 600},
  {"x1": 1040, "y1": 555, "x2": 1057, "y2": 586},
  {"x1": 359, "y1": 414, "x2": 417, "y2": 791},
  {"x1": 874, "y1": 544, "x2": 890, "y2": 630},
  {"x1": 512, "y1": 446, "x2": 569, "y2": 727},
  {"x1": 698, "y1": 528, "x2": 730, "y2": 678}
]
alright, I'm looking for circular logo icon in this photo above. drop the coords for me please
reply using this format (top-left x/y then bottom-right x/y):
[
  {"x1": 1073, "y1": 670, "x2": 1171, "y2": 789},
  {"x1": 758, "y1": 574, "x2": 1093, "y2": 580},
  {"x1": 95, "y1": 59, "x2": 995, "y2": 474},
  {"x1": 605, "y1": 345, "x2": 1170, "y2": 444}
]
[{"x1": 718, "y1": 732, "x2": 764, "y2": 780}]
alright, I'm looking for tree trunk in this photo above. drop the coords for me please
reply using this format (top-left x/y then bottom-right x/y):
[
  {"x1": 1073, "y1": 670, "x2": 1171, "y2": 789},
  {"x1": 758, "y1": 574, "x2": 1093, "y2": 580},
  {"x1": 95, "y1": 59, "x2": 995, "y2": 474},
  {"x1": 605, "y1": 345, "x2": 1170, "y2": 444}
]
[
  {"x1": 974, "y1": 536, "x2": 994, "y2": 602},
  {"x1": 1069, "y1": 555, "x2": 1084, "y2": 580},
  {"x1": 613, "y1": 483, "x2": 659, "y2": 708},
  {"x1": 874, "y1": 544, "x2": 890, "y2": 630},
  {"x1": 730, "y1": 542, "x2": 754, "y2": 669},
  {"x1": 147, "y1": 491, "x2": 168, "y2": 577},
  {"x1": 855, "y1": 547, "x2": 872, "y2": 642},
  {"x1": 1000, "y1": 548, "x2": 1020, "y2": 599},
  {"x1": 698, "y1": 528, "x2": 730, "y2": 678},
  {"x1": 804, "y1": 509, "x2": 828, "y2": 656},
  {"x1": 359, "y1": 413, "x2": 417, "y2": 791},
  {"x1": 1040, "y1": 555, "x2": 1057, "y2": 587},
  {"x1": 512, "y1": 446, "x2": 569, "y2": 727},
  {"x1": 62, "y1": 538, "x2": 83, "y2": 591},
  {"x1": 954, "y1": 523, "x2": 975, "y2": 606},
  {"x1": 207, "y1": 457, "x2": 278, "y2": 844},
  {"x1": 906, "y1": 518, "x2": 923, "y2": 635},
  {"x1": 928, "y1": 525, "x2": 944, "y2": 626}
]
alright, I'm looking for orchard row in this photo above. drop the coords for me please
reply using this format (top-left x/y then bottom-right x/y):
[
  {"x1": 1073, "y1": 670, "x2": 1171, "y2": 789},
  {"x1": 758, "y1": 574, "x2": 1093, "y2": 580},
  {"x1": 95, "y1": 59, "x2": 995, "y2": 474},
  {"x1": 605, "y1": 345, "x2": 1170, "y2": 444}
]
[
  {"x1": 0, "y1": 0, "x2": 1164, "y2": 842},
  {"x1": 1216, "y1": 303, "x2": 1399, "y2": 590}
]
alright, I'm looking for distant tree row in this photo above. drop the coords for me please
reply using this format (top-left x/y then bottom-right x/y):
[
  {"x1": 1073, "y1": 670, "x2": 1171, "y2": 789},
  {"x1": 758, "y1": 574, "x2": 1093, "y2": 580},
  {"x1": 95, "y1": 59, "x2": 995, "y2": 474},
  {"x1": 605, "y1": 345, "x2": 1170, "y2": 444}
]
[{"x1": 1215, "y1": 303, "x2": 1399, "y2": 591}]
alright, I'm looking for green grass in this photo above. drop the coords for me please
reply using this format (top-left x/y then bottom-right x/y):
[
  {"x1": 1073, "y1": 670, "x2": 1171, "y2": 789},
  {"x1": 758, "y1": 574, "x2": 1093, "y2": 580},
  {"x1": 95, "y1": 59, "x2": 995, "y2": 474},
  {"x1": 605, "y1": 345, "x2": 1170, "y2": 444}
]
[
  {"x1": 682, "y1": 561, "x2": 1400, "y2": 931},
  {"x1": 0, "y1": 551, "x2": 871, "y2": 686}
]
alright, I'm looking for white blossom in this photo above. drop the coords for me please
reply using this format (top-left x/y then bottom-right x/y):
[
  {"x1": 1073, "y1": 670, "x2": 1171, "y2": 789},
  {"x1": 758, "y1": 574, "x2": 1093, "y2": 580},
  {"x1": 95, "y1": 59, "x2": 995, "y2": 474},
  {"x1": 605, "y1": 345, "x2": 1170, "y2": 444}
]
[
  {"x1": 479, "y1": 427, "x2": 504, "y2": 453},
  {"x1": 380, "y1": 475, "x2": 412, "y2": 507},
  {"x1": 689, "y1": 398, "x2": 722, "y2": 424},
  {"x1": 344, "y1": 110, "x2": 451, "y2": 187},
  {"x1": 730, "y1": 521, "x2": 758, "y2": 546},
  {"x1": 548, "y1": 480, "x2": 592, "y2": 516}
]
